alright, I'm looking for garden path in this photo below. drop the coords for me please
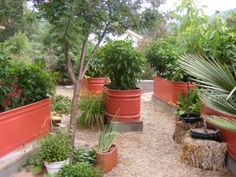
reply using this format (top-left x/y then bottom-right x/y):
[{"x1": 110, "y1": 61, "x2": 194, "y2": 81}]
[{"x1": 12, "y1": 91, "x2": 234, "y2": 177}]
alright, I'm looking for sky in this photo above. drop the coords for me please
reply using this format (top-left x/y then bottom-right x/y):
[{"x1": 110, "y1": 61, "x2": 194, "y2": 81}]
[{"x1": 159, "y1": 0, "x2": 236, "y2": 15}]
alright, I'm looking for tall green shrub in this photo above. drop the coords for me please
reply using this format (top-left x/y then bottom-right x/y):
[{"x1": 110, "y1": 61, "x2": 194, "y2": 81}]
[{"x1": 102, "y1": 40, "x2": 144, "y2": 90}]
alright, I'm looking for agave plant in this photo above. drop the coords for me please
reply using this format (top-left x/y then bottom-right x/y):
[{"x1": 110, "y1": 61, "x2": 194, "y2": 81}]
[
  {"x1": 179, "y1": 54, "x2": 236, "y2": 132},
  {"x1": 97, "y1": 123, "x2": 116, "y2": 153}
]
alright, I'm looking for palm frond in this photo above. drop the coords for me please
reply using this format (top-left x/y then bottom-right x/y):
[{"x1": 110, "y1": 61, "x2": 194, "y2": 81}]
[{"x1": 205, "y1": 115, "x2": 236, "y2": 132}]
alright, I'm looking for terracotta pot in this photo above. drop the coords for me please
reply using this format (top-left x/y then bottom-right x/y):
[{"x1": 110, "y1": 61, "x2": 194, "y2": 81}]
[
  {"x1": 201, "y1": 105, "x2": 236, "y2": 160},
  {"x1": 0, "y1": 98, "x2": 51, "y2": 157},
  {"x1": 81, "y1": 78, "x2": 108, "y2": 94},
  {"x1": 103, "y1": 85, "x2": 141, "y2": 122},
  {"x1": 96, "y1": 144, "x2": 118, "y2": 173},
  {"x1": 153, "y1": 76, "x2": 195, "y2": 107}
]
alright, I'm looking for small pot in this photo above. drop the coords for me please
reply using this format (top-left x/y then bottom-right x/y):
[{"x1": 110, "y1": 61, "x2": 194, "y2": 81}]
[
  {"x1": 179, "y1": 113, "x2": 202, "y2": 124},
  {"x1": 190, "y1": 128, "x2": 221, "y2": 141},
  {"x1": 44, "y1": 159, "x2": 69, "y2": 176},
  {"x1": 96, "y1": 144, "x2": 118, "y2": 173}
]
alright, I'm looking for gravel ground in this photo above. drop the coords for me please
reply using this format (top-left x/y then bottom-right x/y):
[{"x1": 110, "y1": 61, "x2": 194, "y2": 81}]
[{"x1": 12, "y1": 91, "x2": 234, "y2": 177}]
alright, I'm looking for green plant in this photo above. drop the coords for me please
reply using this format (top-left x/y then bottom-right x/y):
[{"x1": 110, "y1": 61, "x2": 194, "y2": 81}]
[
  {"x1": 77, "y1": 94, "x2": 105, "y2": 129},
  {"x1": 85, "y1": 48, "x2": 106, "y2": 78},
  {"x1": 23, "y1": 152, "x2": 43, "y2": 175},
  {"x1": 38, "y1": 130, "x2": 72, "y2": 162},
  {"x1": 102, "y1": 40, "x2": 144, "y2": 90},
  {"x1": 145, "y1": 37, "x2": 186, "y2": 81},
  {"x1": 51, "y1": 95, "x2": 71, "y2": 115},
  {"x1": 176, "y1": 88, "x2": 200, "y2": 115},
  {"x1": 58, "y1": 162, "x2": 102, "y2": 177},
  {"x1": 97, "y1": 123, "x2": 116, "y2": 153},
  {"x1": 179, "y1": 54, "x2": 236, "y2": 131},
  {"x1": 0, "y1": 58, "x2": 55, "y2": 112},
  {"x1": 73, "y1": 147, "x2": 96, "y2": 165}
]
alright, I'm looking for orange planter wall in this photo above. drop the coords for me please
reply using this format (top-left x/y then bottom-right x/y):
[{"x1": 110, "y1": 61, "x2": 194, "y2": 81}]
[
  {"x1": 0, "y1": 98, "x2": 51, "y2": 157},
  {"x1": 153, "y1": 76, "x2": 195, "y2": 106},
  {"x1": 81, "y1": 78, "x2": 108, "y2": 94},
  {"x1": 201, "y1": 105, "x2": 236, "y2": 160},
  {"x1": 103, "y1": 86, "x2": 141, "y2": 122}
]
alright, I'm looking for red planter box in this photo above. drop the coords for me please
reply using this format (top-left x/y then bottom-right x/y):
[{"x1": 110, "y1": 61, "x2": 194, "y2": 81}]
[
  {"x1": 103, "y1": 86, "x2": 141, "y2": 122},
  {"x1": 153, "y1": 76, "x2": 195, "y2": 106},
  {"x1": 81, "y1": 78, "x2": 108, "y2": 94},
  {"x1": 0, "y1": 98, "x2": 51, "y2": 157},
  {"x1": 201, "y1": 105, "x2": 236, "y2": 160}
]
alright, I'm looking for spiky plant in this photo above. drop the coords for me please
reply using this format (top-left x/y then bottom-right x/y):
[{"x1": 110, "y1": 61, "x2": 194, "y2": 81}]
[{"x1": 179, "y1": 54, "x2": 236, "y2": 132}]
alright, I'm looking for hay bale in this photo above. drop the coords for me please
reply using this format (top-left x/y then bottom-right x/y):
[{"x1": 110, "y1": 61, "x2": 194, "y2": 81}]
[
  {"x1": 173, "y1": 121, "x2": 202, "y2": 144},
  {"x1": 181, "y1": 136, "x2": 227, "y2": 172}
]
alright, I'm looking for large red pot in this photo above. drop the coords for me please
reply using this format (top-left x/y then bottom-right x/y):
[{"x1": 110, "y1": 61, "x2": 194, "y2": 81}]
[
  {"x1": 0, "y1": 98, "x2": 51, "y2": 157},
  {"x1": 81, "y1": 78, "x2": 108, "y2": 94},
  {"x1": 96, "y1": 144, "x2": 118, "y2": 173},
  {"x1": 201, "y1": 105, "x2": 236, "y2": 160},
  {"x1": 103, "y1": 86, "x2": 141, "y2": 122},
  {"x1": 153, "y1": 76, "x2": 195, "y2": 106}
]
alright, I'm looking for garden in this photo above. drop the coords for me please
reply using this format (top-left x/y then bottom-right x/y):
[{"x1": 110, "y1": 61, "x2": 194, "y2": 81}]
[{"x1": 0, "y1": 0, "x2": 236, "y2": 177}]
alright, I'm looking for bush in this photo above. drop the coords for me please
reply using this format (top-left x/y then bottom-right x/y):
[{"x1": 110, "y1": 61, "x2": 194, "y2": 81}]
[
  {"x1": 73, "y1": 147, "x2": 96, "y2": 165},
  {"x1": 85, "y1": 48, "x2": 106, "y2": 78},
  {"x1": 38, "y1": 131, "x2": 72, "y2": 162},
  {"x1": 58, "y1": 163, "x2": 103, "y2": 177},
  {"x1": 102, "y1": 40, "x2": 144, "y2": 90},
  {"x1": 51, "y1": 95, "x2": 71, "y2": 115},
  {"x1": 176, "y1": 89, "x2": 200, "y2": 115},
  {"x1": 77, "y1": 94, "x2": 105, "y2": 129},
  {"x1": 0, "y1": 58, "x2": 55, "y2": 112},
  {"x1": 145, "y1": 37, "x2": 186, "y2": 81}
]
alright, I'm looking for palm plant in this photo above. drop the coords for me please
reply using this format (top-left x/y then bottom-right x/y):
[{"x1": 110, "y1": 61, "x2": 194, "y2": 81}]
[{"x1": 179, "y1": 54, "x2": 236, "y2": 131}]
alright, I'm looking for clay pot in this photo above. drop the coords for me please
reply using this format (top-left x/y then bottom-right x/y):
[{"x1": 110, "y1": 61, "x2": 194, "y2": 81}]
[
  {"x1": 96, "y1": 144, "x2": 118, "y2": 173},
  {"x1": 103, "y1": 85, "x2": 141, "y2": 122},
  {"x1": 153, "y1": 76, "x2": 195, "y2": 107},
  {"x1": 81, "y1": 78, "x2": 108, "y2": 94}
]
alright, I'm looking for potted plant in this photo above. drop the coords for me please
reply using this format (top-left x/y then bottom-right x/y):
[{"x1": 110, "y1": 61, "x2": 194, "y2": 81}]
[
  {"x1": 82, "y1": 48, "x2": 108, "y2": 94},
  {"x1": 102, "y1": 40, "x2": 144, "y2": 122},
  {"x1": 96, "y1": 123, "x2": 117, "y2": 173},
  {"x1": 145, "y1": 37, "x2": 195, "y2": 106},
  {"x1": 0, "y1": 59, "x2": 55, "y2": 157},
  {"x1": 38, "y1": 130, "x2": 72, "y2": 176},
  {"x1": 177, "y1": 88, "x2": 202, "y2": 123}
]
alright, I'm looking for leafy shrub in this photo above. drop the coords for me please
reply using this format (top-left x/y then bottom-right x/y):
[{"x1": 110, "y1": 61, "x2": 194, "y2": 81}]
[
  {"x1": 176, "y1": 88, "x2": 200, "y2": 115},
  {"x1": 102, "y1": 40, "x2": 144, "y2": 90},
  {"x1": 0, "y1": 59, "x2": 55, "y2": 112},
  {"x1": 38, "y1": 130, "x2": 72, "y2": 162},
  {"x1": 85, "y1": 48, "x2": 106, "y2": 78},
  {"x1": 145, "y1": 37, "x2": 186, "y2": 81},
  {"x1": 73, "y1": 147, "x2": 96, "y2": 165},
  {"x1": 77, "y1": 94, "x2": 105, "y2": 129},
  {"x1": 58, "y1": 163, "x2": 102, "y2": 177},
  {"x1": 97, "y1": 123, "x2": 116, "y2": 152},
  {"x1": 51, "y1": 95, "x2": 71, "y2": 115}
]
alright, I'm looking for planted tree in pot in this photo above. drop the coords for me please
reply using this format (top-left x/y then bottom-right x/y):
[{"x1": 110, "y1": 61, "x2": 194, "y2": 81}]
[
  {"x1": 96, "y1": 123, "x2": 117, "y2": 173},
  {"x1": 83, "y1": 48, "x2": 108, "y2": 94},
  {"x1": 38, "y1": 130, "x2": 72, "y2": 176},
  {"x1": 102, "y1": 40, "x2": 144, "y2": 122},
  {"x1": 145, "y1": 37, "x2": 194, "y2": 106}
]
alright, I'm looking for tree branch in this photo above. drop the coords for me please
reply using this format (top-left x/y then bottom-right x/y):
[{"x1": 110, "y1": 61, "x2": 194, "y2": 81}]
[{"x1": 81, "y1": 24, "x2": 110, "y2": 77}]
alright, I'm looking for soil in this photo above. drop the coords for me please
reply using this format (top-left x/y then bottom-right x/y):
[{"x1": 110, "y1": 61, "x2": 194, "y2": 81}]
[{"x1": 11, "y1": 92, "x2": 234, "y2": 177}]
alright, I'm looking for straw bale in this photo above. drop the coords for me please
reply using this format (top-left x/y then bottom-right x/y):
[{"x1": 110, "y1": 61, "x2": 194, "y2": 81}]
[{"x1": 181, "y1": 136, "x2": 227, "y2": 172}]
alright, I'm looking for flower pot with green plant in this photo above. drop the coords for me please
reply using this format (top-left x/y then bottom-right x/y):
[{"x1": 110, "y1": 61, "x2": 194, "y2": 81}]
[
  {"x1": 38, "y1": 130, "x2": 72, "y2": 176},
  {"x1": 96, "y1": 123, "x2": 117, "y2": 173},
  {"x1": 102, "y1": 40, "x2": 144, "y2": 122},
  {"x1": 177, "y1": 88, "x2": 202, "y2": 123},
  {"x1": 145, "y1": 37, "x2": 195, "y2": 106},
  {"x1": 82, "y1": 48, "x2": 108, "y2": 94},
  {"x1": 0, "y1": 58, "x2": 55, "y2": 157}
]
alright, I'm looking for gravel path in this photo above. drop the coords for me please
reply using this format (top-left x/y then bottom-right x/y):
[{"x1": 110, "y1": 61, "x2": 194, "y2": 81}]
[
  {"x1": 76, "y1": 92, "x2": 234, "y2": 177},
  {"x1": 12, "y1": 92, "x2": 234, "y2": 177}
]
